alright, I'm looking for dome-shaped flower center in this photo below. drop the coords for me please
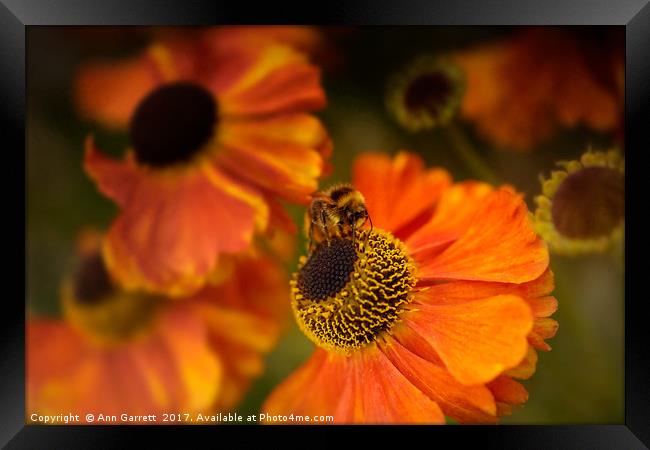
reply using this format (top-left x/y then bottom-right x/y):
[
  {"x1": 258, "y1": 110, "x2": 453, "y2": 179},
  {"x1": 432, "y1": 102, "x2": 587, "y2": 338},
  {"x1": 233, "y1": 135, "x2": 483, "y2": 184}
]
[
  {"x1": 404, "y1": 72, "x2": 453, "y2": 117},
  {"x1": 73, "y1": 252, "x2": 115, "y2": 304},
  {"x1": 551, "y1": 166, "x2": 624, "y2": 239},
  {"x1": 292, "y1": 229, "x2": 416, "y2": 353},
  {"x1": 129, "y1": 82, "x2": 217, "y2": 167},
  {"x1": 387, "y1": 57, "x2": 464, "y2": 132},
  {"x1": 66, "y1": 252, "x2": 163, "y2": 346}
]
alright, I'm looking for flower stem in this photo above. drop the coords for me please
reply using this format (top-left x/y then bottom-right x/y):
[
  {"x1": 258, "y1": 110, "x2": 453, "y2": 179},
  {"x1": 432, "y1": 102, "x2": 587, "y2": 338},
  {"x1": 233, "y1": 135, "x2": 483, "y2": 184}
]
[{"x1": 446, "y1": 123, "x2": 499, "y2": 185}]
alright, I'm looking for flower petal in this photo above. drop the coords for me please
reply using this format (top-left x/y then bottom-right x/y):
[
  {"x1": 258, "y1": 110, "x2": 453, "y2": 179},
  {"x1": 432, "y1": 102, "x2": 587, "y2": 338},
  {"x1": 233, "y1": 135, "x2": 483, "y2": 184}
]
[
  {"x1": 380, "y1": 336, "x2": 498, "y2": 424},
  {"x1": 406, "y1": 181, "x2": 493, "y2": 257},
  {"x1": 261, "y1": 349, "x2": 346, "y2": 420},
  {"x1": 528, "y1": 318, "x2": 559, "y2": 351},
  {"x1": 100, "y1": 158, "x2": 268, "y2": 297},
  {"x1": 154, "y1": 304, "x2": 222, "y2": 411},
  {"x1": 122, "y1": 334, "x2": 184, "y2": 411},
  {"x1": 218, "y1": 43, "x2": 325, "y2": 117},
  {"x1": 27, "y1": 321, "x2": 95, "y2": 416},
  {"x1": 262, "y1": 346, "x2": 444, "y2": 424},
  {"x1": 503, "y1": 346, "x2": 538, "y2": 380},
  {"x1": 403, "y1": 294, "x2": 533, "y2": 385},
  {"x1": 413, "y1": 269, "x2": 556, "y2": 318},
  {"x1": 195, "y1": 251, "x2": 291, "y2": 323},
  {"x1": 416, "y1": 188, "x2": 549, "y2": 284},
  {"x1": 487, "y1": 376, "x2": 529, "y2": 406},
  {"x1": 27, "y1": 320, "x2": 87, "y2": 378},
  {"x1": 27, "y1": 304, "x2": 223, "y2": 420},
  {"x1": 27, "y1": 320, "x2": 156, "y2": 417},
  {"x1": 352, "y1": 152, "x2": 451, "y2": 239},
  {"x1": 201, "y1": 309, "x2": 279, "y2": 411},
  {"x1": 74, "y1": 52, "x2": 164, "y2": 128},
  {"x1": 528, "y1": 296, "x2": 558, "y2": 318},
  {"x1": 454, "y1": 29, "x2": 622, "y2": 151},
  {"x1": 216, "y1": 114, "x2": 331, "y2": 203},
  {"x1": 205, "y1": 26, "x2": 326, "y2": 58},
  {"x1": 346, "y1": 345, "x2": 445, "y2": 424},
  {"x1": 83, "y1": 137, "x2": 141, "y2": 207},
  {"x1": 173, "y1": 250, "x2": 289, "y2": 412}
]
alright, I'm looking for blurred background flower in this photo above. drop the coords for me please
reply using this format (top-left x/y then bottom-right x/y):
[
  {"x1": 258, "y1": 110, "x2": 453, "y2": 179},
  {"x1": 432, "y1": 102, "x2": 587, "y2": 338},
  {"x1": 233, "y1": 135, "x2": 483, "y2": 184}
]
[
  {"x1": 534, "y1": 149, "x2": 624, "y2": 255},
  {"x1": 453, "y1": 27, "x2": 624, "y2": 152},
  {"x1": 77, "y1": 28, "x2": 331, "y2": 297},
  {"x1": 27, "y1": 230, "x2": 290, "y2": 421},
  {"x1": 27, "y1": 26, "x2": 624, "y2": 424},
  {"x1": 386, "y1": 55, "x2": 465, "y2": 132}
]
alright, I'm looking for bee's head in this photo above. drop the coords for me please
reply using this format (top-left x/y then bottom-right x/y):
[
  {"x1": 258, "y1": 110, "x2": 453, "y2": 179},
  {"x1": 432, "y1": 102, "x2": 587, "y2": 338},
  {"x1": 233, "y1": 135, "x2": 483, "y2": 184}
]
[{"x1": 345, "y1": 202, "x2": 369, "y2": 228}]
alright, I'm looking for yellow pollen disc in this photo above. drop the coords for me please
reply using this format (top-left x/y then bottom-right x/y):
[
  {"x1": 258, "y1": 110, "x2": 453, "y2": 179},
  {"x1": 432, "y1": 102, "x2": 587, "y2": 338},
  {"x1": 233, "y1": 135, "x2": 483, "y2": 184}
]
[{"x1": 291, "y1": 229, "x2": 416, "y2": 353}]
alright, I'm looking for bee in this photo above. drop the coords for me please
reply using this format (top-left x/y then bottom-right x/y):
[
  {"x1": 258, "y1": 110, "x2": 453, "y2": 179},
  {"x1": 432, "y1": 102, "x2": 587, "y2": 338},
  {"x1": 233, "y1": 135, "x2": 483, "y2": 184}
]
[{"x1": 306, "y1": 183, "x2": 372, "y2": 250}]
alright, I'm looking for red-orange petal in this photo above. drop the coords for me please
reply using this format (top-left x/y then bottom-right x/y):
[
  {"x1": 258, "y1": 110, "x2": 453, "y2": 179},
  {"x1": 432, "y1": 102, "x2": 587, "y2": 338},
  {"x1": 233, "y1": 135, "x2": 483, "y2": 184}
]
[
  {"x1": 413, "y1": 269, "x2": 555, "y2": 314},
  {"x1": 416, "y1": 188, "x2": 549, "y2": 284},
  {"x1": 96, "y1": 155, "x2": 268, "y2": 297},
  {"x1": 216, "y1": 113, "x2": 330, "y2": 204},
  {"x1": 262, "y1": 346, "x2": 444, "y2": 424},
  {"x1": 527, "y1": 296, "x2": 558, "y2": 318},
  {"x1": 75, "y1": 51, "x2": 164, "y2": 128},
  {"x1": 406, "y1": 181, "x2": 493, "y2": 258},
  {"x1": 261, "y1": 349, "x2": 346, "y2": 421},
  {"x1": 503, "y1": 346, "x2": 538, "y2": 380},
  {"x1": 528, "y1": 318, "x2": 559, "y2": 351},
  {"x1": 455, "y1": 29, "x2": 622, "y2": 152},
  {"x1": 27, "y1": 304, "x2": 222, "y2": 420},
  {"x1": 199, "y1": 305, "x2": 280, "y2": 403},
  {"x1": 391, "y1": 321, "x2": 444, "y2": 366},
  {"x1": 352, "y1": 152, "x2": 452, "y2": 239},
  {"x1": 346, "y1": 345, "x2": 445, "y2": 424},
  {"x1": 153, "y1": 304, "x2": 222, "y2": 411},
  {"x1": 173, "y1": 250, "x2": 289, "y2": 412},
  {"x1": 27, "y1": 320, "x2": 88, "y2": 390},
  {"x1": 264, "y1": 194, "x2": 299, "y2": 235},
  {"x1": 487, "y1": 375, "x2": 529, "y2": 406},
  {"x1": 205, "y1": 26, "x2": 325, "y2": 58},
  {"x1": 403, "y1": 294, "x2": 533, "y2": 385},
  {"x1": 218, "y1": 43, "x2": 325, "y2": 117},
  {"x1": 83, "y1": 137, "x2": 141, "y2": 207},
  {"x1": 380, "y1": 336, "x2": 498, "y2": 424}
]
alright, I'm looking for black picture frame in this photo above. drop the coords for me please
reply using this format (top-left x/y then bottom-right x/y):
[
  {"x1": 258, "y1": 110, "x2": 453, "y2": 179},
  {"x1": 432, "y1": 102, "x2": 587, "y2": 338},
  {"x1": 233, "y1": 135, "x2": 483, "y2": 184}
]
[{"x1": 4, "y1": 1, "x2": 649, "y2": 448}]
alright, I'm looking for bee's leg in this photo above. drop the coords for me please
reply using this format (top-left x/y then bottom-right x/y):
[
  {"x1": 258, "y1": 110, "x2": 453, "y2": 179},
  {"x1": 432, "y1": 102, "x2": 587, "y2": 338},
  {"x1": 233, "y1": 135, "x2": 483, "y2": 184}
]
[
  {"x1": 364, "y1": 214, "x2": 373, "y2": 248},
  {"x1": 351, "y1": 221, "x2": 356, "y2": 247},
  {"x1": 308, "y1": 221, "x2": 315, "y2": 253},
  {"x1": 321, "y1": 209, "x2": 331, "y2": 246}
]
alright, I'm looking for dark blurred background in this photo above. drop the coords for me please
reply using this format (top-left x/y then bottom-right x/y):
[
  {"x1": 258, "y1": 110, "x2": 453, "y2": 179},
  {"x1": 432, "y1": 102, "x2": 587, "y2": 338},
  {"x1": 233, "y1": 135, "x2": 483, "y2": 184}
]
[{"x1": 27, "y1": 26, "x2": 623, "y2": 424}]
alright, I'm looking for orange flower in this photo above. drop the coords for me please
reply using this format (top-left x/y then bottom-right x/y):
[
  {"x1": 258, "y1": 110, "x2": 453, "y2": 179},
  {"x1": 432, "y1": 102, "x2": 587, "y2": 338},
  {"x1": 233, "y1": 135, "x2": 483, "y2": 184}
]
[
  {"x1": 27, "y1": 232, "x2": 289, "y2": 421},
  {"x1": 77, "y1": 27, "x2": 331, "y2": 297},
  {"x1": 262, "y1": 152, "x2": 556, "y2": 424},
  {"x1": 454, "y1": 28, "x2": 624, "y2": 151}
]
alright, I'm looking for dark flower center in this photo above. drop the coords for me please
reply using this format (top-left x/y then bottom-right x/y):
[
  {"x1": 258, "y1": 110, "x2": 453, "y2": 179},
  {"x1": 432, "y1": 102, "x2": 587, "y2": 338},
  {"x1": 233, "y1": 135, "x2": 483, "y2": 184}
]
[
  {"x1": 129, "y1": 82, "x2": 217, "y2": 167},
  {"x1": 297, "y1": 239, "x2": 358, "y2": 301},
  {"x1": 552, "y1": 166, "x2": 624, "y2": 239},
  {"x1": 404, "y1": 72, "x2": 452, "y2": 116},
  {"x1": 293, "y1": 230, "x2": 416, "y2": 351},
  {"x1": 73, "y1": 252, "x2": 115, "y2": 304}
]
